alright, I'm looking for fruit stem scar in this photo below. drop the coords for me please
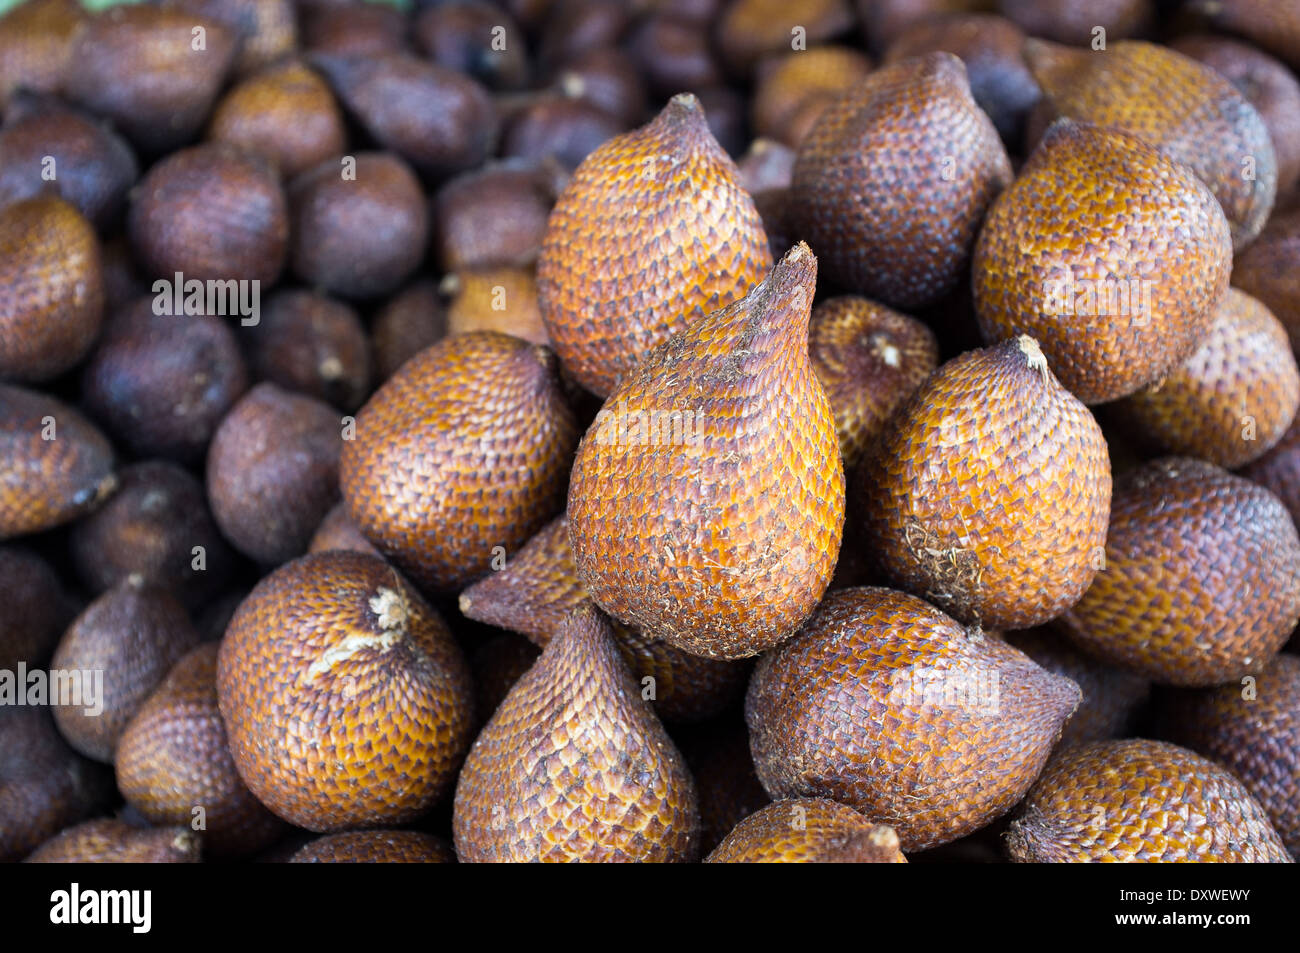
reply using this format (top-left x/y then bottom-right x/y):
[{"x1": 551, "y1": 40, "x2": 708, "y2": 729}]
[
  {"x1": 304, "y1": 587, "x2": 407, "y2": 679},
  {"x1": 1016, "y1": 335, "x2": 1049, "y2": 380}
]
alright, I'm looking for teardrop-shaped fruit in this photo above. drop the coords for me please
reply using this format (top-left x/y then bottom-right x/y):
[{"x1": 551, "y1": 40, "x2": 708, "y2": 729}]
[
  {"x1": 706, "y1": 798, "x2": 906, "y2": 863},
  {"x1": 1231, "y1": 207, "x2": 1300, "y2": 353},
  {"x1": 1005, "y1": 739, "x2": 1292, "y2": 862},
  {"x1": 746, "y1": 587, "x2": 1080, "y2": 850},
  {"x1": 453, "y1": 606, "x2": 700, "y2": 862},
  {"x1": 290, "y1": 831, "x2": 456, "y2": 863},
  {"x1": 444, "y1": 267, "x2": 548, "y2": 345},
  {"x1": 808, "y1": 295, "x2": 939, "y2": 470},
  {"x1": 1117, "y1": 288, "x2": 1299, "y2": 468},
  {"x1": 217, "y1": 551, "x2": 475, "y2": 831},
  {"x1": 790, "y1": 52, "x2": 1012, "y2": 310},
  {"x1": 752, "y1": 46, "x2": 873, "y2": 148},
  {"x1": 860, "y1": 336, "x2": 1110, "y2": 629},
  {"x1": 1024, "y1": 39, "x2": 1276, "y2": 249},
  {"x1": 567, "y1": 244, "x2": 844, "y2": 660},
  {"x1": 116, "y1": 643, "x2": 285, "y2": 858},
  {"x1": 973, "y1": 120, "x2": 1232, "y2": 404},
  {"x1": 24, "y1": 819, "x2": 201, "y2": 863},
  {"x1": 342, "y1": 331, "x2": 578, "y2": 594},
  {"x1": 1059, "y1": 458, "x2": 1300, "y2": 686},
  {"x1": 537, "y1": 93, "x2": 771, "y2": 398}
]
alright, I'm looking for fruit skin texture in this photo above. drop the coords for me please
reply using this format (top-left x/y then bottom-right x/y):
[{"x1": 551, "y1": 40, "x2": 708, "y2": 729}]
[
  {"x1": 746, "y1": 587, "x2": 1080, "y2": 851},
  {"x1": 445, "y1": 267, "x2": 548, "y2": 346},
  {"x1": 115, "y1": 643, "x2": 285, "y2": 858},
  {"x1": 0, "y1": 0, "x2": 86, "y2": 111},
  {"x1": 707, "y1": 798, "x2": 907, "y2": 863},
  {"x1": 1191, "y1": 0, "x2": 1300, "y2": 72},
  {"x1": 568, "y1": 244, "x2": 844, "y2": 660},
  {"x1": 370, "y1": 280, "x2": 447, "y2": 383},
  {"x1": 1005, "y1": 739, "x2": 1292, "y2": 863},
  {"x1": 1241, "y1": 415, "x2": 1300, "y2": 528},
  {"x1": 290, "y1": 831, "x2": 456, "y2": 863},
  {"x1": 24, "y1": 819, "x2": 201, "y2": 863},
  {"x1": 536, "y1": 93, "x2": 771, "y2": 398},
  {"x1": 217, "y1": 551, "x2": 474, "y2": 832},
  {"x1": 1231, "y1": 207, "x2": 1300, "y2": 354},
  {"x1": 453, "y1": 606, "x2": 700, "y2": 862},
  {"x1": 0, "y1": 546, "x2": 74, "y2": 671},
  {"x1": 308, "y1": 502, "x2": 381, "y2": 559},
  {"x1": 1060, "y1": 458, "x2": 1300, "y2": 687},
  {"x1": 342, "y1": 331, "x2": 577, "y2": 594},
  {"x1": 999, "y1": 0, "x2": 1151, "y2": 45},
  {"x1": 973, "y1": 120, "x2": 1233, "y2": 405},
  {"x1": 861, "y1": 336, "x2": 1110, "y2": 629},
  {"x1": 790, "y1": 52, "x2": 1012, "y2": 311},
  {"x1": 752, "y1": 45, "x2": 874, "y2": 148}
]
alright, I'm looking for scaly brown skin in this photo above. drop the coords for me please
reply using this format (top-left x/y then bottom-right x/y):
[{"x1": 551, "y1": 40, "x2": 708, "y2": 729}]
[
  {"x1": 453, "y1": 606, "x2": 701, "y2": 863},
  {"x1": 445, "y1": 266, "x2": 548, "y2": 345},
  {"x1": 791, "y1": 52, "x2": 1012, "y2": 311},
  {"x1": 1060, "y1": 458, "x2": 1300, "y2": 687},
  {"x1": 1006, "y1": 739, "x2": 1292, "y2": 863},
  {"x1": 1118, "y1": 288, "x2": 1300, "y2": 468},
  {"x1": 1191, "y1": 0, "x2": 1300, "y2": 71},
  {"x1": 537, "y1": 93, "x2": 771, "y2": 398},
  {"x1": 25, "y1": 819, "x2": 201, "y2": 863},
  {"x1": 1155, "y1": 654, "x2": 1300, "y2": 856},
  {"x1": 342, "y1": 331, "x2": 578, "y2": 594},
  {"x1": 707, "y1": 798, "x2": 907, "y2": 863},
  {"x1": 746, "y1": 587, "x2": 1080, "y2": 851},
  {"x1": 860, "y1": 336, "x2": 1110, "y2": 629},
  {"x1": 752, "y1": 46, "x2": 873, "y2": 148},
  {"x1": 290, "y1": 831, "x2": 456, "y2": 863},
  {"x1": 218, "y1": 551, "x2": 474, "y2": 832},
  {"x1": 974, "y1": 120, "x2": 1232, "y2": 405},
  {"x1": 567, "y1": 244, "x2": 844, "y2": 660},
  {"x1": 1231, "y1": 207, "x2": 1300, "y2": 353},
  {"x1": 1241, "y1": 414, "x2": 1300, "y2": 527}
]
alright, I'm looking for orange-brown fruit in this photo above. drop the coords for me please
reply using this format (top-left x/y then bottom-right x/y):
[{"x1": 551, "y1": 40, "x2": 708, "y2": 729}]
[
  {"x1": 415, "y1": 1, "x2": 529, "y2": 91},
  {"x1": 536, "y1": 93, "x2": 771, "y2": 398},
  {"x1": 860, "y1": 336, "x2": 1110, "y2": 629},
  {"x1": 808, "y1": 295, "x2": 939, "y2": 469},
  {"x1": 1241, "y1": 415, "x2": 1300, "y2": 527},
  {"x1": 24, "y1": 819, "x2": 201, "y2": 863},
  {"x1": 0, "y1": 546, "x2": 74, "y2": 671},
  {"x1": 752, "y1": 46, "x2": 874, "y2": 148},
  {"x1": 1116, "y1": 288, "x2": 1299, "y2": 468},
  {"x1": 166, "y1": 0, "x2": 297, "y2": 76},
  {"x1": 0, "y1": 384, "x2": 115, "y2": 539},
  {"x1": 0, "y1": 0, "x2": 86, "y2": 110},
  {"x1": 433, "y1": 159, "x2": 561, "y2": 272},
  {"x1": 290, "y1": 830, "x2": 457, "y2": 863},
  {"x1": 715, "y1": 0, "x2": 855, "y2": 74},
  {"x1": 706, "y1": 798, "x2": 907, "y2": 863},
  {"x1": 1005, "y1": 739, "x2": 1292, "y2": 862},
  {"x1": 1024, "y1": 39, "x2": 1276, "y2": 250},
  {"x1": 973, "y1": 120, "x2": 1233, "y2": 404},
  {"x1": 116, "y1": 643, "x2": 285, "y2": 858},
  {"x1": 342, "y1": 331, "x2": 578, "y2": 594},
  {"x1": 217, "y1": 551, "x2": 475, "y2": 831},
  {"x1": 790, "y1": 52, "x2": 1012, "y2": 310},
  {"x1": 370, "y1": 280, "x2": 447, "y2": 383},
  {"x1": 676, "y1": 716, "x2": 770, "y2": 853},
  {"x1": 308, "y1": 502, "x2": 381, "y2": 559},
  {"x1": 1189, "y1": 0, "x2": 1300, "y2": 71},
  {"x1": 1231, "y1": 207, "x2": 1300, "y2": 353},
  {"x1": 50, "y1": 576, "x2": 200, "y2": 763},
  {"x1": 469, "y1": 633, "x2": 542, "y2": 721},
  {"x1": 453, "y1": 606, "x2": 700, "y2": 862},
  {"x1": 567, "y1": 244, "x2": 843, "y2": 660},
  {"x1": 746, "y1": 587, "x2": 1080, "y2": 851},
  {"x1": 0, "y1": 197, "x2": 103, "y2": 382},
  {"x1": 998, "y1": 0, "x2": 1151, "y2": 45},
  {"x1": 1059, "y1": 458, "x2": 1300, "y2": 686},
  {"x1": 443, "y1": 267, "x2": 548, "y2": 346}
]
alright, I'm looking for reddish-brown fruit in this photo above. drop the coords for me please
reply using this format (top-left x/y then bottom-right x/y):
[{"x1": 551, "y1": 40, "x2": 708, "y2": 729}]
[
  {"x1": 552, "y1": 46, "x2": 648, "y2": 127},
  {"x1": 0, "y1": 546, "x2": 74, "y2": 671},
  {"x1": 1241, "y1": 415, "x2": 1300, "y2": 528},
  {"x1": 342, "y1": 332, "x2": 577, "y2": 594},
  {"x1": 470, "y1": 633, "x2": 542, "y2": 721},
  {"x1": 244, "y1": 289, "x2": 370, "y2": 412},
  {"x1": 861, "y1": 336, "x2": 1110, "y2": 628},
  {"x1": 167, "y1": 0, "x2": 297, "y2": 76},
  {"x1": 0, "y1": 197, "x2": 103, "y2": 382},
  {"x1": 737, "y1": 138, "x2": 796, "y2": 195},
  {"x1": 0, "y1": 384, "x2": 115, "y2": 539},
  {"x1": 752, "y1": 46, "x2": 873, "y2": 148},
  {"x1": 434, "y1": 159, "x2": 561, "y2": 272},
  {"x1": 537, "y1": 93, "x2": 771, "y2": 397},
  {"x1": 707, "y1": 799, "x2": 907, "y2": 863},
  {"x1": 444, "y1": 268, "x2": 548, "y2": 346},
  {"x1": 676, "y1": 716, "x2": 770, "y2": 853},
  {"x1": 568, "y1": 245, "x2": 844, "y2": 659},
  {"x1": 1025, "y1": 40, "x2": 1276, "y2": 250},
  {"x1": 370, "y1": 280, "x2": 448, "y2": 383},
  {"x1": 1005, "y1": 739, "x2": 1292, "y2": 862},
  {"x1": 1117, "y1": 289, "x2": 1299, "y2": 468},
  {"x1": 790, "y1": 52, "x2": 1012, "y2": 310},
  {"x1": 1189, "y1": 0, "x2": 1300, "y2": 71},
  {"x1": 808, "y1": 295, "x2": 939, "y2": 469},
  {"x1": 1232, "y1": 207, "x2": 1300, "y2": 353},
  {"x1": 308, "y1": 502, "x2": 381, "y2": 559},
  {"x1": 290, "y1": 830, "x2": 456, "y2": 863},
  {"x1": 536, "y1": 0, "x2": 630, "y2": 70},
  {"x1": 715, "y1": 0, "x2": 855, "y2": 74},
  {"x1": 206, "y1": 383, "x2": 342, "y2": 565},
  {"x1": 0, "y1": 0, "x2": 86, "y2": 110},
  {"x1": 858, "y1": 0, "x2": 990, "y2": 53},
  {"x1": 115, "y1": 643, "x2": 285, "y2": 858},
  {"x1": 300, "y1": 1, "x2": 409, "y2": 57},
  {"x1": 627, "y1": 13, "x2": 724, "y2": 99},
  {"x1": 1060, "y1": 458, "x2": 1300, "y2": 686},
  {"x1": 50, "y1": 576, "x2": 200, "y2": 763},
  {"x1": 453, "y1": 606, "x2": 700, "y2": 862},
  {"x1": 998, "y1": 0, "x2": 1151, "y2": 44},
  {"x1": 25, "y1": 819, "x2": 201, "y2": 863},
  {"x1": 973, "y1": 120, "x2": 1233, "y2": 404},
  {"x1": 747, "y1": 587, "x2": 1080, "y2": 850},
  {"x1": 500, "y1": 94, "x2": 625, "y2": 172},
  {"x1": 415, "y1": 1, "x2": 529, "y2": 91}
]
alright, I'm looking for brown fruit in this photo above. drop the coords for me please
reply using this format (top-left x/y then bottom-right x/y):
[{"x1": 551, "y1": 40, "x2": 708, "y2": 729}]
[
  {"x1": 0, "y1": 197, "x2": 103, "y2": 382},
  {"x1": 1117, "y1": 288, "x2": 1299, "y2": 468},
  {"x1": 1025, "y1": 39, "x2": 1276, "y2": 250},
  {"x1": 1189, "y1": 0, "x2": 1300, "y2": 71},
  {"x1": 568, "y1": 244, "x2": 843, "y2": 659},
  {"x1": 552, "y1": 46, "x2": 648, "y2": 127},
  {"x1": 1059, "y1": 458, "x2": 1300, "y2": 686},
  {"x1": 537, "y1": 93, "x2": 770, "y2": 397},
  {"x1": 217, "y1": 551, "x2": 474, "y2": 831},
  {"x1": 737, "y1": 137, "x2": 796, "y2": 194},
  {"x1": 289, "y1": 152, "x2": 429, "y2": 299},
  {"x1": 0, "y1": 546, "x2": 74, "y2": 670},
  {"x1": 858, "y1": 0, "x2": 990, "y2": 53},
  {"x1": 537, "y1": 0, "x2": 630, "y2": 70},
  {"x1": 342, "y1": 332, "x2": 578, "y2": 594},
  {"x1": 167, "y1": 0, "x2": 297, "y2": 76},
  {"x1": 1241, "y1": 415, "x2": 1300, "y2": 528},
  {"x1": 627, "y1": 13, "x2": 724, "y2": 99},
  {"x1": 676, "y1": 716, "x2": 770, "y2": 853},
  {"x1": 100, "y1": 235, "x2": 145, "y2": 312},
  {"x1": 25, "y1": 819, "x2": 201, "y2": 863},
  {"x1": 500, "y1": 94, "x2": 625, "y2": 172},
  {"x1": 308, "y1": 502, "x2": 381, "y2": 559},
  {"x1": 50, "y1": 576, "x2": 201, "y2": 763},
  {"x1": 370, "y1": 280, "x2": 448, "y2": 382},
  {"x1": 707, "y1": 798, "x2": 907, "y2": 863},
  {"x1": 973, "y1": 120, "x2": 1233, "y2": 404},
  {"x1": 433, "y1": 159, "x2": 561, "y2": 272},
  {"x1": 0, "y1": 384, "x2": 115, "y2": 539},
  {"x1": 453, "y1": 606, "x2": 700, "y2": 862},
  {"x1": 0, "y1": 0, "x2": 86, "y2": 110},
  {"x1": 998, "y1": 0, "x2": 1151, "y2": 44},
  {"x1": 1232, "y1": 207, "x2": 1300, "y2": 353},
  {"x1": 715, "y1": 0, "x2": 855, "y2": 74},
  {"x1": 444, "y1": 267, "x2": 548, "y2": 345},
  {"x1": 861, "y1": 336, "x2": 1110, "y2": 628},
  {"x1": 290, "y1": 830, "x2": 456, "y2": 863},
  {"x1": 808, "y1": 295, "x2": 939, "y2": 469},
  {"x1": 115, "y1": 643, "x2": 285, "y2": 858},
  {"x1": 414, "y1": 1, "x2": 529, "y2": 90},
  {"x1": 301, "y1": 1, "x2": 409, "y2": 57},
  {"x1": 469, "y1": 633, "x2": 541, "y2": 721},
  {"x1": 790, "y1": 52, "x2": 1012, "y2": 310},
  {"x1": 1005, "y1": 739, "x2": 1292, "y2": 862},
  {"x1": 746, "y1": 587, "x2": 1080, "y2": 850},
  {"x1": 752, "y1": 46, "x2": 873, "y2": 148}
]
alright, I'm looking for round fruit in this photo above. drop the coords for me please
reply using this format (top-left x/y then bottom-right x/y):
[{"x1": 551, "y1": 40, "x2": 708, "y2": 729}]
[
  {"x1": 290, "y1": 831, "x2": 456, "y2": 863},
  {"x1": 24, "y1": 819, "x2": 200, "y2": 863}
]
